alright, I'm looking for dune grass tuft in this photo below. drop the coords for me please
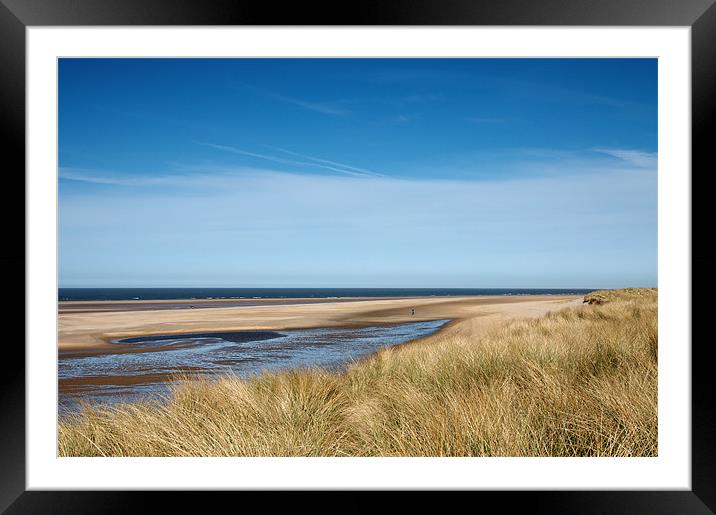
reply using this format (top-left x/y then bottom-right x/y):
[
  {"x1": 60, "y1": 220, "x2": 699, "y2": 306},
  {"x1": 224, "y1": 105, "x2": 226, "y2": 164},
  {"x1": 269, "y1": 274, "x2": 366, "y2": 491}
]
[{"x1": 58, "y1": 288, "x2": 657, "y2": 457}]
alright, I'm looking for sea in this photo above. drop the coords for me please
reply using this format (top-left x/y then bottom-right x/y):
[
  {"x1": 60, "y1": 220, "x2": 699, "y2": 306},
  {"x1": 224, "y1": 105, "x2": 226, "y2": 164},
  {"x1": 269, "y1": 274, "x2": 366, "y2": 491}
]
[{"x1": 59, "y1": 287, "x2": 594, "y2": 302}]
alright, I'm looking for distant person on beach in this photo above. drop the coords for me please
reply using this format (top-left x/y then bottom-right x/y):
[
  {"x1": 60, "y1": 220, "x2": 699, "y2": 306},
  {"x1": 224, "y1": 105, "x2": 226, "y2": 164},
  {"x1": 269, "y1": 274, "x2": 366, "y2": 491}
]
[{"x1": 411, "y1": 308, "x2": 415, "y2": 316}]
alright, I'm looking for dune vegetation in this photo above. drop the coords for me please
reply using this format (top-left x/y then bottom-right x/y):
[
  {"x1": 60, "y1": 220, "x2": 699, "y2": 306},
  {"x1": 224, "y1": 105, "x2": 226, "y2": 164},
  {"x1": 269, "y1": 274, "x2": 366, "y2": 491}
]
[{"x1": 58, "y1": 288, "x2": 657, "y2": 457}]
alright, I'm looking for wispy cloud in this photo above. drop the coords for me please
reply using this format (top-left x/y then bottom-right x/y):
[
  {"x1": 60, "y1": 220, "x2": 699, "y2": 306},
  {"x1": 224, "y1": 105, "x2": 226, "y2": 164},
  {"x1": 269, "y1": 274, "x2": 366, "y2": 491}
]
[
  {"x1": 272, "y1": 94, "x2": 348, "y2": 116},
  {"x1": 59, "y1": 165, "x2": 293, "y2": 189},
  {"x1": 234, "y1": 80, "x2": 348, "y2": 116},
  {"x1": 61, "y1": 144, "x2": 653, "y2": 192},
  {"x1": 59, "y1": 168, "x2": 162, "y2": 187},
  {"x1": 266, "y1": 146, "x2": 385, "y2": 177},
  {"x1": 196, "y1": 142, "x2": 306, "y2": 167},
  {"x1": 60, "y1": 164, "x2": 657, "y2": 289},
  {"x1": 198, "y1": 142, "x2": 383, "y2": 178},
  {"x1": 61, "y1": 144, "x2": 654, "y2": 192},
  {"x1": 594, "y1": 148, "x2": 657, "y2": 168}
]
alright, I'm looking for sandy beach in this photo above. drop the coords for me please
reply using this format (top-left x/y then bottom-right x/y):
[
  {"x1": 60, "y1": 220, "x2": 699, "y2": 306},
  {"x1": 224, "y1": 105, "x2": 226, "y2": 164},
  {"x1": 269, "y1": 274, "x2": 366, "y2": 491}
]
[{"x1": 59, "y1": 295, "x2": 582, "y2": 356}]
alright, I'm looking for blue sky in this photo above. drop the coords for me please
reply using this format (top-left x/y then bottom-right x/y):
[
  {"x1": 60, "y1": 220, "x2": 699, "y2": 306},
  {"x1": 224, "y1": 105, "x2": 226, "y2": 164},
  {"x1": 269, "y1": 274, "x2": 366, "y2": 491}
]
[{"x1": 59, "y1": 58, "x2": 657, "y2": 288}]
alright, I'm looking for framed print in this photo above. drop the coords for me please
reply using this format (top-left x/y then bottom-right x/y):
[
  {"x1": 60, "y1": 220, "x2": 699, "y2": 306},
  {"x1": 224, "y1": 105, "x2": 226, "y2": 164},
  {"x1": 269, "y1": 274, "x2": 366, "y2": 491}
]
[{"x1": 2, "y1": 0, "x2": 714, "y2": 512}]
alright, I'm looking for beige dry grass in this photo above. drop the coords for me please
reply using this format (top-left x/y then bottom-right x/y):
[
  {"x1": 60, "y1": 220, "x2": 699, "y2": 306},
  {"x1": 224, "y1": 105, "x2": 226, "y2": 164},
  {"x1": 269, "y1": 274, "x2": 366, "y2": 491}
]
[{"x1": 58, "y1": 288, "x2": 657, "y2": 457}]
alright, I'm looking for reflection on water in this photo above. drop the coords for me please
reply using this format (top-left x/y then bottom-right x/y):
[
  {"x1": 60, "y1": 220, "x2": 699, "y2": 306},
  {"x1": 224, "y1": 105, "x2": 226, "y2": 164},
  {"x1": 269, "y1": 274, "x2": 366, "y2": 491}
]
[{"x1": 59, "y1": 319, "x2": 448, "y2": 413}]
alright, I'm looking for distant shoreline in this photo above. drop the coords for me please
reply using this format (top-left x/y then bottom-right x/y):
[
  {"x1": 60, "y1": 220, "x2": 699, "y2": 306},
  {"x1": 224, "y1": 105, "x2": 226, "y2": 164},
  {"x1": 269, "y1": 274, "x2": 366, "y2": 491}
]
[
  {"x1": 58, "y1": 292, "x2": 589, "y2": 314},
  {"x1": 58, "y1": 287, "x2": 596, "y2": 303},
  {"x1": 59, "y1": 296, "x2": 412, "y2": 314}
]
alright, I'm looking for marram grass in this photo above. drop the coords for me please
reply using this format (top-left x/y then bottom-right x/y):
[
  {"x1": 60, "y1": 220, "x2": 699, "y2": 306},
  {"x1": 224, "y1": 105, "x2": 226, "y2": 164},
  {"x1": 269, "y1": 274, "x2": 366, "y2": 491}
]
[{"x1": 58, "y1": 288, "x2": 657, "y2": 457}]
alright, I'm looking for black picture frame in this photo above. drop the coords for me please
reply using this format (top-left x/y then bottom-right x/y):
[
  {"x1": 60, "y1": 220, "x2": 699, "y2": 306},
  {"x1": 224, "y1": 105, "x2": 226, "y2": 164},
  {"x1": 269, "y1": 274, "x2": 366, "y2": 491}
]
[{"x1": 1, "y1": 0, "x2": 712, "y2": 512}]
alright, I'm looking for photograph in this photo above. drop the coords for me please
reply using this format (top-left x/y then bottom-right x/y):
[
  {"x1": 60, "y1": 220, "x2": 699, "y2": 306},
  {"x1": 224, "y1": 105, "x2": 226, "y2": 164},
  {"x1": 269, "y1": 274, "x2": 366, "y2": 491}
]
[
  {"x1": 2, "y1": 0, "x2": 710, "y2": 508},
  {"x1": 0, "y1": 0, "x2": 716, "y2": 508},
  {"x1": 56, "y1": 57, "x2": 658, "y2": 458}
]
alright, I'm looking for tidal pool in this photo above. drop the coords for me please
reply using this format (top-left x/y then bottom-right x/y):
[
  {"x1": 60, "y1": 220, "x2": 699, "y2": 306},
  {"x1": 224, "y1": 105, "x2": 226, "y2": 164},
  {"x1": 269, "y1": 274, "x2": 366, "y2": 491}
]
[{"x1": 59, "y1": 319, "x2": 449, "y2": 413}]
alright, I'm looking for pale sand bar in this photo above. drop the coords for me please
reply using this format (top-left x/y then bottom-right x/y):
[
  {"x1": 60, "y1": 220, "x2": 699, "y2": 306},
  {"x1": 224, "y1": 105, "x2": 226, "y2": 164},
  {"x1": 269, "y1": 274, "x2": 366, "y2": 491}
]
[{"x1": 59, "y1": 295, "x2": 584, "y2": 357}]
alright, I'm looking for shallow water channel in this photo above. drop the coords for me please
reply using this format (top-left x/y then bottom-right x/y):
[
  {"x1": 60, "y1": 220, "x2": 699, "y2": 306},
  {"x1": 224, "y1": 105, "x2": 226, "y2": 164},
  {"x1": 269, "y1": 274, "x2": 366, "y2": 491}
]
[{"x1": 59, "y1": 319, "x2": 449, "y2": 413}]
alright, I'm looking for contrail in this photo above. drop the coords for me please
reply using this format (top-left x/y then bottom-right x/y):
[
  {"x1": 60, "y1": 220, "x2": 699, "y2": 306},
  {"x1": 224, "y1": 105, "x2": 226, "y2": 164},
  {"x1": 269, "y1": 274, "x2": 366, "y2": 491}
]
[
  {"x1": 266, "y1": 145, "x2": 385, "y2": 177},
  {"x1": 197, "y1": 142, "x2": 381, "y2": 178}
]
